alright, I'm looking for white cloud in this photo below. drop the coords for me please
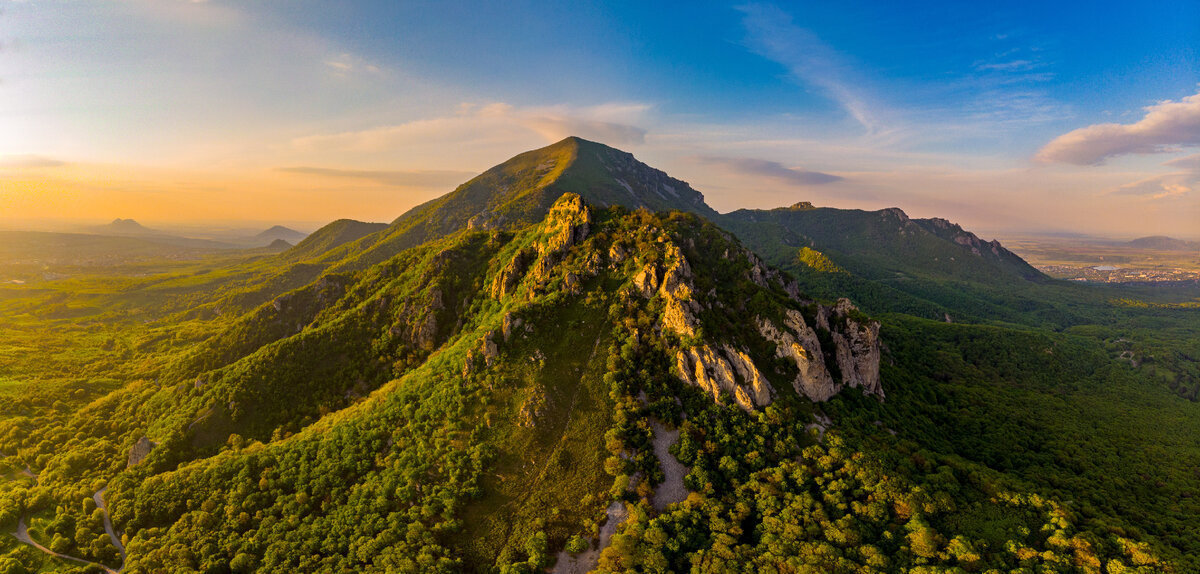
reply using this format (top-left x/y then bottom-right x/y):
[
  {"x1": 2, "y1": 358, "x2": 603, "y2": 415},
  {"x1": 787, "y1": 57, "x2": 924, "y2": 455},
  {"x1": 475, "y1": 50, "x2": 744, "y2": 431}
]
[
  {"x1": 0, "y1": 155, "x2": 66, "y2": 168},
  {"x1": 690, "y1": 155, "x2": 843, "y2": 185},
  {"x1": 291, "y1": 102, "x2": 649, "y2": 153},
  {"x1": 1110, "y1": 152, "x2": 1200, "y2": 200},
  {"x1": 1036, "y1": 90, "x2": 1200, "y2": 165},
  {"x1": 737, "y1": 3, "x2": 884, "y2": 135},
  {"x1": 275, "y1": 167, "x2": 476, "y2": 187}
]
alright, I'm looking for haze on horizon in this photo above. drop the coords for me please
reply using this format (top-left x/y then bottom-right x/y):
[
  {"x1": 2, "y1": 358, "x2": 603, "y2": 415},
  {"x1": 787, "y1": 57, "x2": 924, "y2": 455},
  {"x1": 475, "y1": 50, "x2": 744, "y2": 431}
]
[{"x1": 1, "y1": 1, "x2": 1198, "y2": 239}]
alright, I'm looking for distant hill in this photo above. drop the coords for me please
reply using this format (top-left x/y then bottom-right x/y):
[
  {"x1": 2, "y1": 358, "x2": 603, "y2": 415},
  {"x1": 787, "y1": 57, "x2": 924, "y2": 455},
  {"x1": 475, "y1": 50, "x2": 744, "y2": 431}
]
[
  {"x1": 717, "y1": 203, "x2": 1052, "y2": 322},
  {"x1": 90, "y1": 218, "x2": 159, "y2": 236},
  {"x1": 282, "y1": 219, "x2": 387, "y2": 262},
  {"x1": 254, "y1": 225, "x2": 308, "y2": 245},
  {"x1": 1127, "y1": 235, "x2": 1200, "y2": 251}
]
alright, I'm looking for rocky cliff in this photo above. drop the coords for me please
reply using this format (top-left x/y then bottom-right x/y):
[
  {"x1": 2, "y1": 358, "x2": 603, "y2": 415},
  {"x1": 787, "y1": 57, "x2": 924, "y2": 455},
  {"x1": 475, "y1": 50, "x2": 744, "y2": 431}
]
[{"x1": 623, "y1": 219, "x2": 883, "y2": 410}]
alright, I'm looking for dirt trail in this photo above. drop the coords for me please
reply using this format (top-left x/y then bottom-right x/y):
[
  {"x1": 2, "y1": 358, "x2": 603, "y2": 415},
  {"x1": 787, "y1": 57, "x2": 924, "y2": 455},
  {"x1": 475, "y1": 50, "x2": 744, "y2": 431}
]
[
  {"x1": 649, "y1": 420, "x2": 690, "y2": 511},
  {"x1": 13, "y1": 513, "x2": 118, "y2": 574},
  {"x1": 550, "y1": 501, "x2": 629, "y2": 574},
  {"x1": 94, "y1": 488, "x2": 127, "y2": 564}
]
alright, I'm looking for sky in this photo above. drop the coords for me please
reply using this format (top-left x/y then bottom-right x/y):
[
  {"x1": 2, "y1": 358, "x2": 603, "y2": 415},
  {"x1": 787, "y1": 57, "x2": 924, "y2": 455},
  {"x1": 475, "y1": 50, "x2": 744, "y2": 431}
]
[{"x1": 1, "y1": 0, "x2": 1198, "y2": 238}]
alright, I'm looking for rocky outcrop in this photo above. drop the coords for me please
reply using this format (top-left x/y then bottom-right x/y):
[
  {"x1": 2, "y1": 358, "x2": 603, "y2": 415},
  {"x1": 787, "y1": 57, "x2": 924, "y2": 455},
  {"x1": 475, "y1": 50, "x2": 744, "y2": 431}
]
[
  {"x1": 757, "y1": 300, "x2": 883, "y2": 402},
  {"x1": 675, "y1": 344, "x2": 774, "y2": 411},
  {"x1": 491, "y1": 250, "x2": 531, "y2": 299},
  {"x1": 757, "y1": 309, "x2": 838, "y2": 401},
  {"x1": 501, "y1": 312, "x2": 523, "y2": 341},
  {"x1": 127, "y1": 436, "x2": 155, "y2": 468},
  {"x1": 480, "y1": 332, "x2": 499, "y2": 367},
  {"x1": 653, "y1": 244, "x2": 701, "y2": 340},
  {"x1": 830, "y1": 299, "x2": 883, "y2": 396},
  {"x1": 494, "y1": 194, "x2": 592, "y2": 297}
]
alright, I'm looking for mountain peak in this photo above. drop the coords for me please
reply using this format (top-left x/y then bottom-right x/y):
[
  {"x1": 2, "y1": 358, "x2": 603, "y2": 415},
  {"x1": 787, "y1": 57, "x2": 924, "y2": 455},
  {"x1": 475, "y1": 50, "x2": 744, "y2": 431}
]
[{"x1": 337, "y1": 137, "x2": 720, "y2": 271}]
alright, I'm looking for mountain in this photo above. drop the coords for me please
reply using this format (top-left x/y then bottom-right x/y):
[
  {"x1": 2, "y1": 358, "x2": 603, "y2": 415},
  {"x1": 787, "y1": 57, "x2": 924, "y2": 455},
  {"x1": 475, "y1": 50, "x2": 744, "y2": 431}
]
[
  {"x1": 1, "y1": 138, "x2": 1197, "y2": 573},
  {"x1": 91, "y1": 217, "x2": 159, "y2": 236},
  {"x1": 719, "y1": 202, "x2": 1056, "y2": 323},
  {"x1": 281, "y1": 218, "x2": 387, "y2": 262},
  {"x1": 253, "y1": 225, "x2": 308, "y2": 245},
  {"x1": 321, "y1": 136, "x2": 719, "y2": 274},
  {"x1": 1127, "y1": 235, "x2": 1200, "y2": 251}
]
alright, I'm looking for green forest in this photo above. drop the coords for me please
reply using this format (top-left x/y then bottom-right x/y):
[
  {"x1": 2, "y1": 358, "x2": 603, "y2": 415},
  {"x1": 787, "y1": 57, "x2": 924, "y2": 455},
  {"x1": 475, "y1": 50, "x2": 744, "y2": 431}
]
[{"x1": 1, "y1": 138, "x2": 1197, "y2": 573}]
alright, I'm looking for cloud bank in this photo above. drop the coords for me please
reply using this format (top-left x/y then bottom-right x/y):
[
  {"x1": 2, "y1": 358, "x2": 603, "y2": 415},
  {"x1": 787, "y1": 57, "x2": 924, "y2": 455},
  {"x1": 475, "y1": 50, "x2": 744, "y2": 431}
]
[
  {"x1": 292, "y1": 103, "x2": 648, "y2": 153},
  {"x1": 1036, "y1": 90, "x2": 1200, "y2": 165},
  {"x1": 0, "y1": 156, "x2": 67, "y2": 169},
  {"x1": 276, "y1": 167, "x2": 477, "y2": 188},
  {"x1": 1110, "y1": 152, "x2": 1200, "y2": 200},
  {"x1": 694, "y1": 155, "x2": 843, "y2": 186}
]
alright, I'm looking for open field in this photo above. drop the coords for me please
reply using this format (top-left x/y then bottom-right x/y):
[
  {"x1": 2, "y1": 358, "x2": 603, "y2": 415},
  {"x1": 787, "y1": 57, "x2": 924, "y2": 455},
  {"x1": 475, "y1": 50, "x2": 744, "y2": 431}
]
[{"x1": 1002, "y1": 234, "x2": 1200, "y2": 283}]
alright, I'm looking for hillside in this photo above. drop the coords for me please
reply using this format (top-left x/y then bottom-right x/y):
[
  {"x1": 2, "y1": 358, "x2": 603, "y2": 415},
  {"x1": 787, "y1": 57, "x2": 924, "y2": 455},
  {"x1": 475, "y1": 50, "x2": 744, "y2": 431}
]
[
  {"x1": 320, "y1": 137, "x2": 719, "y2": 274},
  {"x1": 1127, "y1": 235, "x2": 1200, "y2": 251},
  {"x1": 252, "y1": 225, "x2": 308, "y2": 246},
  {"x1": 0, "y1": 139, "x2": 1197, "y2": 573}
]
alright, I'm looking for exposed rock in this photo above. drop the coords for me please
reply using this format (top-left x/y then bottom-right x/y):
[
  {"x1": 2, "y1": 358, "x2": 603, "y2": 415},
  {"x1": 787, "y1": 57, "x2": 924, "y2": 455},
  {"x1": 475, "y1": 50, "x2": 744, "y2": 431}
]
[
  {"x1": 127, "y1": 436, "x2": 155, "y2": 468},
  {"x1": 758, "y1": 310, "x2": 838, "y2": 401},
  {"x1": 491, "y1": 250, "x2": 530, "y2": 299},
  {"x1": 518, "y1": 388, "x2": 548, "y2": 427},
  {"x1": 722, "y1": 346, "x2": 775, "y2": 407},
  {"x1": 830, "y1": 300, "x2": 883, "y2": 397},
  {"x1": 540, "y1": 193, "x2": 592, "y2": 257},
  {"x1": 480, "y1": 333, "x2": 499, "y2": 367},
  {"x1": 632, "y1": 264, "x2": 659, "y2": 297},
  {"x1": 608, "y1": 243, "x2": 627, "y2": 265},
  {"x1": 501, "y1": 312, "x2": 523, "y2": 341},
  {"x1": 656, "y1": 244, "x2": 701, "y2": 339},
  {"x1": 757, "y1": 300, "x2": 883, "y2": 402},
  {"x1": 675, "y1": 345, "x2": 772, "y2": 411}
]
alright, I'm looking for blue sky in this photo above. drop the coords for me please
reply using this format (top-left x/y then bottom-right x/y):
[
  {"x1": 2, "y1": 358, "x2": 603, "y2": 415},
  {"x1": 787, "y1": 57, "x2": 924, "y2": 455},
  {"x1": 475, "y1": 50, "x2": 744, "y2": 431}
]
[{"x1": 1, "y1": 0, "x2": 1198, "y2": 237}]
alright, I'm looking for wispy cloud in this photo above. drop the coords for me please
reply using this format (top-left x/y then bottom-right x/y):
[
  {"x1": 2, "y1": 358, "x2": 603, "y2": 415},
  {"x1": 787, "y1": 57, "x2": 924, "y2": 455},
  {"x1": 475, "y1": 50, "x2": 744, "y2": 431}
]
[
  {"x1": 292, "y1": 102, "x2": 648, "y2": 153},
  {"x1": 692, "y1": 155, "x2": 843, "y2": 185},
  {"x1": 1110, "y1": 152, "x2": 1200, "y2": 200},
  {"x1": 324, "y1": 53, "x2": 383, "y2": 77},
  {"x1": 1036, "y1": 89, "x2": 1200, "y2": 165},
  {"x1": 0, "y1": 155, "x2": 66, "y2": 168},
  {"x1": 737, "y1": 3, "x2": 883, "y2": 135},
  {"x1": 275, "y1": 166, "x2": 476, "y2": 188}
]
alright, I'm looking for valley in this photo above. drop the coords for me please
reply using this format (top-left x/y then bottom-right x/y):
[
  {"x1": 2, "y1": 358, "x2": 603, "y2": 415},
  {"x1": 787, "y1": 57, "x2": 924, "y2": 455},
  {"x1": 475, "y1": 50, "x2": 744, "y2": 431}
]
[
  {"x1": 1002, "y1": 234, "x2": 1200, "y2": 284},
  {"x1": 0, "y1": 138, "x2": 1196, "y2": 573}
]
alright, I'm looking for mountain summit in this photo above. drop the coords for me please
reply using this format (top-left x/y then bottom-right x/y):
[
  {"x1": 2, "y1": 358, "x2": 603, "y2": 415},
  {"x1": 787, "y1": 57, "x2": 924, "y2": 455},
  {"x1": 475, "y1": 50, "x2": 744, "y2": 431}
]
[{"x1": 324, "y1": 137, "x2": 720, "y2": 271}]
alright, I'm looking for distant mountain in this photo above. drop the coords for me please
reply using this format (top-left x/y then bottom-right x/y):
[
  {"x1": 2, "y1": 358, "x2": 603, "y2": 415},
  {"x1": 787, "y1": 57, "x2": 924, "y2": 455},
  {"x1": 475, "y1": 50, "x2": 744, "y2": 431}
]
[
  {"x1": 282, "y1": 219, "x2": 387, "y2": 262},
  {"x1": 91, "y1": 218, "x2": 159, "y2": 236},
  {"x1": 1127, "y1": 235, "x2": 1200, "y2": 251},
  {"x1": 254, "y1": 225, "x2": 308, "y2": 245}
]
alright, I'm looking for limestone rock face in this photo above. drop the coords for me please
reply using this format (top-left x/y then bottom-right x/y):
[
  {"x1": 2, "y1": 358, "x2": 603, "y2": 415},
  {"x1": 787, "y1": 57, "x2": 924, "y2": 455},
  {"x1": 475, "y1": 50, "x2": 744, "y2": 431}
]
[
  {"x1": 675, "y1": 345, "x2": 774, "y2": 412},
  {"x1": 831, "y1": 299, "x2": 883, "y2": 396},
  {"x1": 501, "y1": 312, "x2": 523, "y2": 341},
  {"x1": 491, "y1": 250, "x2": 530, "y2": 299},
  {"x1": 127, "y1": 436, "x2": 155, "y2": 468},
  {"x1": 756, "y1": 300, "x2": 883, "y2": 402},
  {"x1": 757, "y1": 310, "x2": 838, "y2": 401},
  {"x1": 654, "y1": 244, "x2": 700, "y2": 340},
  {"x1": 480, "y1": 333, "x2": 499, "y2": 367}
]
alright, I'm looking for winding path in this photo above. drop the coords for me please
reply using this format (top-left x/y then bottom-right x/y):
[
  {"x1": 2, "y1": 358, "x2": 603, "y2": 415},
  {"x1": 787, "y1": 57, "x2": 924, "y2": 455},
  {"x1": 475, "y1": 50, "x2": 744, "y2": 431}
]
[
  {"x1": 13, "y1": 513, "x2": 118, "y2": 574},
  {"x1": 94, "y1": 488, "x2": 127, "y2": 564},
  {"x1": 5, "y1": 460, "x2": 124, "y2": 574}
]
